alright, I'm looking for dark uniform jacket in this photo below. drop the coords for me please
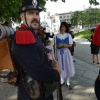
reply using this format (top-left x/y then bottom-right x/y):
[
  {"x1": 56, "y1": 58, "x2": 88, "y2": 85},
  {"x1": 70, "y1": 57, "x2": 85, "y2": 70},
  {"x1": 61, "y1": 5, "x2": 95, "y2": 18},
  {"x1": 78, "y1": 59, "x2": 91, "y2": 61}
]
[
  {"x1": 44, "y1": 32, "x2": 54, "y2": 45},
  {"x1": 68, "y1": 31, "x2": 75, "y2": 56},
  {"x1": 45, "y1": 32, "x2": 54, "y2": 41},
  {"x1": 95, "y1": 70, "x2": 100, "y2": 100},
  {"x1": 11, "y1": 24, "x2": 60, "y2": 100}
]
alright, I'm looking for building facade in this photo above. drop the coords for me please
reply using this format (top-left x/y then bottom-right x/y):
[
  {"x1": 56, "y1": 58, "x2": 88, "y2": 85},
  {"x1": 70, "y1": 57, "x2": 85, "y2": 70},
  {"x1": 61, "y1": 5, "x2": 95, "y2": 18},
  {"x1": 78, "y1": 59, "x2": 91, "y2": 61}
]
[{"x1": 40, "y1": 12, "x2": 73, "y2": 33}]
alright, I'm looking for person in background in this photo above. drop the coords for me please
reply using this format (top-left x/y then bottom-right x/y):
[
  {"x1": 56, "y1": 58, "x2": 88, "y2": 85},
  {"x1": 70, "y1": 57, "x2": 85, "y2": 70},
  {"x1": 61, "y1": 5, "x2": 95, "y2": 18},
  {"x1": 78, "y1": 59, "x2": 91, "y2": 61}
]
[
  {"x1": 55, "y1": 22, "x2": 75, "y2": 90},
  {"x1": 93, "y1": 24, "x2": 100, "y2": 47},
  {"x1": 45, "y1": 40, "x2": 55, "y2": 66},
  {"x1": 68, "y1": 24, "x2": 76, "y2": 62},
  {"x1": 88, "y1": 28, "x2": 100, "y2": 65},
  {"x1": 93, "y1": 24, "x2": 100, "y2": 100},
  {"x1": 43, "y1": 28, "x2": 54, "y2": 45},
  {"x1": 11, "y1": 0, "x2": 60, "y2": 100}
]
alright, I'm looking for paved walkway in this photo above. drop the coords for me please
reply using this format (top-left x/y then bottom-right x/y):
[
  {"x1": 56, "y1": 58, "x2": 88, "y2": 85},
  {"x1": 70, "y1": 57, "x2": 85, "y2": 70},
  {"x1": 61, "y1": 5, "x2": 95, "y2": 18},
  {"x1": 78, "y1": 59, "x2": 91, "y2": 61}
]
[
  {"x1": 54, "y1": 58, "x2": 99, "y2": 100},
  {"x1": 53, "y1": 38, "x2": 99, "y2": 100},
  {"x1": 74, "y1": 38, "x2": 93, "y2": 64},
  {"x1": 0, "y1": 38, "x2": 99, "y2": 100}
]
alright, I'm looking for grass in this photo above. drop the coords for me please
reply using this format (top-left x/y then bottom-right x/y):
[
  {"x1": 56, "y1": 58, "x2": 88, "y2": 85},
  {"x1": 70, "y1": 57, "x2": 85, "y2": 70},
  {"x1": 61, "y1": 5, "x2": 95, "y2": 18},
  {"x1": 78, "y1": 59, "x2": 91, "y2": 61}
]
[{"x1": 75, "y1": 30, "x2": 91, "y2": 38}]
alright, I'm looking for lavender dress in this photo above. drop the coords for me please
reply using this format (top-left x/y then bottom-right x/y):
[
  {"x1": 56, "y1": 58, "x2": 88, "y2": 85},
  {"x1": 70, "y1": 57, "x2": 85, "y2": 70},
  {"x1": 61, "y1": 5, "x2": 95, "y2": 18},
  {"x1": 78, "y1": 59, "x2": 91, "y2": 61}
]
[{"x1": 55, "y1": 33, "x2": 75, "y2": 78}]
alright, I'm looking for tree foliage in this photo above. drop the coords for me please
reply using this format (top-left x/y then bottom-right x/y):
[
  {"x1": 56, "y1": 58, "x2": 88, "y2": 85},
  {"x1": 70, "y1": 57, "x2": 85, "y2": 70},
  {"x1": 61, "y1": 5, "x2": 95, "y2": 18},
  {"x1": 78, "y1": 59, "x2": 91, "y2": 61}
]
[
  {"x1": 89, "y1": 0, "x2": 99, "y2": 5},
  {"x1": 71, "y1": 11, "x2": 83, "y2": 26},
  {"x1": 0, "y1": 0, "x2": 99, "y2": 23},
  {"x1": 0, "y1": 0, "x2": 21, "y2": 22},
  {"x1": 70, "y1": 7, "x2": 100, "y2": 27},
  {"x1": 0, "y1": 0, "x2": 47, "y2": 23}
]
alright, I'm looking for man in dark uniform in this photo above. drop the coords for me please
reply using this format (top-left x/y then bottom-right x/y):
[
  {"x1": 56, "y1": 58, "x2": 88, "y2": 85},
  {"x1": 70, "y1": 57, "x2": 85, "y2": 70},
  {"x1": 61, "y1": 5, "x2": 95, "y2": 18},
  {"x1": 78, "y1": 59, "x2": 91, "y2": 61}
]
[
  {"x1": 68, "y1": 24, "x2": 76, "y2": 62},
  {"x1": 11, "y1": 0, "x2": 60, "y2": 100}
]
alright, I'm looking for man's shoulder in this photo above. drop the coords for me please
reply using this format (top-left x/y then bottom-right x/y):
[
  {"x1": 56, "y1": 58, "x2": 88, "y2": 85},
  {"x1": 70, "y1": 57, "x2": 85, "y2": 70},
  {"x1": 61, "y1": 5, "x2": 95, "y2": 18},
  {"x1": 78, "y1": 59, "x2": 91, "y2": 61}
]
[{"x1": 15, "y1": 29, "x2": 36, "y2": 45}]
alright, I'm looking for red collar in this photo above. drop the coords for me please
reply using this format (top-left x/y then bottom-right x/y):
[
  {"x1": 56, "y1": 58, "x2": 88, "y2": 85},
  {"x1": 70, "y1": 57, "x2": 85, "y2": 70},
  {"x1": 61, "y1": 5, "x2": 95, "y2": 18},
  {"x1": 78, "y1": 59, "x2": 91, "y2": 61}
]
[{"x1": 20, "y1": 24, "x2": 27, "y2": 28}]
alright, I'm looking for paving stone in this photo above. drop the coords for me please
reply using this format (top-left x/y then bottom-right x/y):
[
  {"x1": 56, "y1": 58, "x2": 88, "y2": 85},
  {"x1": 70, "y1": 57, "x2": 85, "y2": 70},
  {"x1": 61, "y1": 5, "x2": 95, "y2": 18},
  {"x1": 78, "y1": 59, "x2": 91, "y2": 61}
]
[
  {"x1": 72, "y1": 76, "x2": 93, "y2": 87},
  {"x1": 83, "y1": 70, "x2": 98, "y2": 81},
  {"x1": 74, "y1": 63, "x2": 87, "y2": 72},
  {"x1": 73, "y1": 85, "x2": 92, "y2": 95},
  {"x1": 75, "y1": 58, "x2": 99, "y2": 73},
  {"x1": 89, "y1": 88, "x2": 96, "y2": 99},
  {"x1": 75, "y1": 69, "x2": 85, "y2": 76},
  {"x1": 69, "y1": 93, "x2": 89, "y2": 100}
]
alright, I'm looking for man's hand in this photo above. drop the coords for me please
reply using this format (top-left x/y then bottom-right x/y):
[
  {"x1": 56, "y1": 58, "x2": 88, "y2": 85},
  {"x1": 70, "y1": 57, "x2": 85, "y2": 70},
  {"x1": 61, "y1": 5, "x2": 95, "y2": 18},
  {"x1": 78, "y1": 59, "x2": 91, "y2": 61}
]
[
  {"x1": 47, "y1": 53, "x2": 51, "y2": 58},
  {"x1": 52, "y1": 60, "x2": 61, "y2": 74}
]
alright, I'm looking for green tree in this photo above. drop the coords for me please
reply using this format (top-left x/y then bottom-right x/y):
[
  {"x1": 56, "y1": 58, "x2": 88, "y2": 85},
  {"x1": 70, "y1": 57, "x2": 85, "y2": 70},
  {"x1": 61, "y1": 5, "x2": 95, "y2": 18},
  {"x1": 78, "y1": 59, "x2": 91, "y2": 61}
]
[
  {"x1": 71, "y1": 11, "x2": 83, "y2": 26},
  {"x1": 71, "y1": 7, "x2": 100, "y2": 27},
  {"x1": 85, "y1": 7, "x2": 100, "y2": 27},
  {"x1": 0, "y1": 0, "x2": 21, "y2": 22},
  {"x1": 89, "y1": 0, "x2": 99, "y2": 5},
  {"x1": 0, "y1": 0, "x2": 99, "y2": 23},
  {"x1": 96, "y1": 11, "x2": 100, "y2": 22},
  {"x1": 0, "y1": 0, "x2": 46, "y2": 23}
]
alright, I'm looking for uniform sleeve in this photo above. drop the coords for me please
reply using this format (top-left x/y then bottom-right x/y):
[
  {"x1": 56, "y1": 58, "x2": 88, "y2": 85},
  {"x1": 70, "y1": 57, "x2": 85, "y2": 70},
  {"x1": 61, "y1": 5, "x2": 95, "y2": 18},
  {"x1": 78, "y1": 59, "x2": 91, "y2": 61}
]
[
  {"x1": 11, "y1": 43, "x2": 60, "y2": 83},
  {"x1": 68, "y1": 34, "x2": 73, "y2": 44},
  {"x1": 49, "y1": 33, "x2": 54, "y2": 38}
]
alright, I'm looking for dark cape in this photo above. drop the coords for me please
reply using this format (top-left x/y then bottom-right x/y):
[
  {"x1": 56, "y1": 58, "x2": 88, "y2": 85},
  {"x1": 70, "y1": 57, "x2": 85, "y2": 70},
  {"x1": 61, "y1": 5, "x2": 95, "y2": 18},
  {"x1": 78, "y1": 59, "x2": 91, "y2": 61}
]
[{"x1": 94, "y1": 70, "x2": 100, "y2": 100}]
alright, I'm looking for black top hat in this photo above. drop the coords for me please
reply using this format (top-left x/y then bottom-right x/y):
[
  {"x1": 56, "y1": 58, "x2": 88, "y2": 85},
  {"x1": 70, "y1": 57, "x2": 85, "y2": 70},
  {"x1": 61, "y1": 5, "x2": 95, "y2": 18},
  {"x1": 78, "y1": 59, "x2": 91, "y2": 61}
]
[{"x1": 20, "y1": 0, "x2": 42, "y2": 13}]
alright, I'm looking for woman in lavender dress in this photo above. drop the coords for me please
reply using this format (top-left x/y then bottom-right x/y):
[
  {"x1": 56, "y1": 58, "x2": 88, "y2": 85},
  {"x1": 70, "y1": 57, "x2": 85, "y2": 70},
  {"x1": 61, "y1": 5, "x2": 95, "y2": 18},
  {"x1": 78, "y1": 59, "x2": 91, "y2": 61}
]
[{"x1": 54, "y1": 22, "x2": 75, "y2": 89}]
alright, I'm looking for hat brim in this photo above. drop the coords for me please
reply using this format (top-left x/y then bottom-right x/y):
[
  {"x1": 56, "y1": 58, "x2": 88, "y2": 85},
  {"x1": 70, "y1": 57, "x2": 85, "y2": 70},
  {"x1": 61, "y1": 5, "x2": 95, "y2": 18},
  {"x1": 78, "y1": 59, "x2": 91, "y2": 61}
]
[{"x1": 20, "y1": 5, "x2": 42, "y2": 13}]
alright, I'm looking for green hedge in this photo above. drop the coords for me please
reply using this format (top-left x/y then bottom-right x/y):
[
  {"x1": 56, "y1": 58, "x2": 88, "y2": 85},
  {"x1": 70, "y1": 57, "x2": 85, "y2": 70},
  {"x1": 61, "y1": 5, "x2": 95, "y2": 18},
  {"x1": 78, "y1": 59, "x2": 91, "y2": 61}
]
[{"x1": 75, "y1": 30, "x2": 91, "y2": 38}]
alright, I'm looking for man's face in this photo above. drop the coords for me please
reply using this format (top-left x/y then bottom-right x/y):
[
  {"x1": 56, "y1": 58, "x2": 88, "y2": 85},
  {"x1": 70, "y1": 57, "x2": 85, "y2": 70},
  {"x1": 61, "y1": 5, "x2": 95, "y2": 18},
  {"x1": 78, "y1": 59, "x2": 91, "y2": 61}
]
[{"x1": 20, "y1": 9, "x2": 40, "y2": 29}]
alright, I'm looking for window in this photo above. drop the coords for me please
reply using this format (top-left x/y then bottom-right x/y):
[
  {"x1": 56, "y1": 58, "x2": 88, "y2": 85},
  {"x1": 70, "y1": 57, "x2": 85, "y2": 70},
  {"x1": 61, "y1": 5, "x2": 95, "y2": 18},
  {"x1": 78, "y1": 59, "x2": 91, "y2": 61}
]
[
  {"x1": 59, "y1": 16, "x2": 62, "y2": 19},
  {"x1": 52, "y1": 19, "x2": 55, "y2": 23},
  {"x1": 67, "y1": 15, "x2": 69, "y2": 18},
  {"x1": 47, "y1": 12, "x2": 50, "y2": 17},
  {"x1": 63, "y1": 15, "x2": 66, "y2": 19}
]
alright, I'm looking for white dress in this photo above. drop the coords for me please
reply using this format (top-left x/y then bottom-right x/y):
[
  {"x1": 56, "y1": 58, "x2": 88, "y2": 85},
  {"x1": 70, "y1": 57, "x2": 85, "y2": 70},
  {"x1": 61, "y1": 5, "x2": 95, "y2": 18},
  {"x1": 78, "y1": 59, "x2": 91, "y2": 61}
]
[{"x1": 55, "y1": 33, "x2": 75, "y2": 78}]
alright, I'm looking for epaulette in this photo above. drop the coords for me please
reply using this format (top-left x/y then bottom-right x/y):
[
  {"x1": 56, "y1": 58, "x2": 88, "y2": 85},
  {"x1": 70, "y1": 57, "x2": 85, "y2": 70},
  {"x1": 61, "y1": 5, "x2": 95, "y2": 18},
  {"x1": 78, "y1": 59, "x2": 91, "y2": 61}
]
[{"x1": 15, "y1": 29, "x2": 36, "y2": 45}]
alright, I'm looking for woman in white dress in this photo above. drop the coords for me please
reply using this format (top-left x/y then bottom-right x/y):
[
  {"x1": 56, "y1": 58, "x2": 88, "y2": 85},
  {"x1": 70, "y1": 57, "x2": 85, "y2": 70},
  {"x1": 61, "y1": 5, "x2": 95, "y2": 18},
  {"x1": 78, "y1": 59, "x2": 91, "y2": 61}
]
[{"x1": 54, "y1": 22, "x2": 75, "y2": 89}]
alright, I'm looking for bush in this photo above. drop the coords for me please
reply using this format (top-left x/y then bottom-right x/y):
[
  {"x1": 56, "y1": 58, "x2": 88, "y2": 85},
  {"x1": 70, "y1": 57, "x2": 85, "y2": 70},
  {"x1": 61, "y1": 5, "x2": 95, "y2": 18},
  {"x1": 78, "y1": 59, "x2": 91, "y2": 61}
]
[{"x1": 75, "y1": 30, "x2": 91, "y2": 38}]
